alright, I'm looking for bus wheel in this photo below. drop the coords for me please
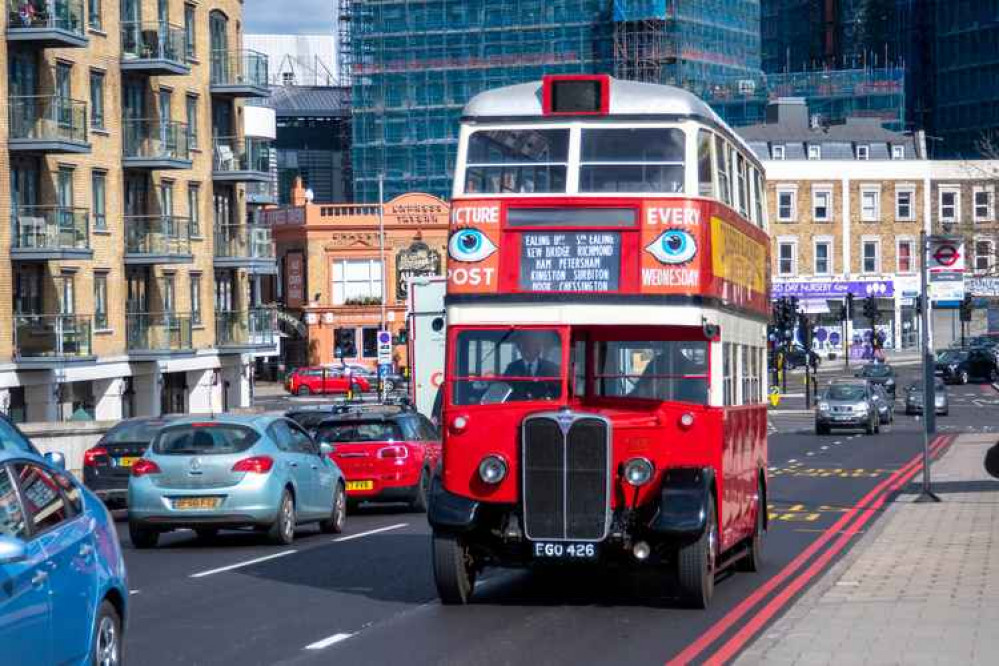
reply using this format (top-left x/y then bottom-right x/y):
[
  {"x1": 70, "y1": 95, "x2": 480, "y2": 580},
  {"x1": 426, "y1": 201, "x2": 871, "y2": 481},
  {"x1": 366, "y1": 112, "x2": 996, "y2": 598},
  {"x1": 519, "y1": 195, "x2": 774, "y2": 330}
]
[
  {"x1": 433, "y1": 533, "x2": 476, "y2": 605},
  {"x1": 738, "y1": 483, "x2": 765, "y2": 573},
  {"x1": 677, "y1": 495, "x2": 717, "y2": 609}
]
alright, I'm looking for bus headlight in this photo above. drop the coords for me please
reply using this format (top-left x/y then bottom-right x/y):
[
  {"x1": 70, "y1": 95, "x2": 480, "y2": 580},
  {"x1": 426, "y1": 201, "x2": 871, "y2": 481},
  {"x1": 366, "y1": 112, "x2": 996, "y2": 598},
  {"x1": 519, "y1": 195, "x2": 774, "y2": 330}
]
[
  {"x1": 478, "y1": 455, "x2": 507, "y2": 485},
  {"x1": 623, "y1": 458, "x2": 654, "y2": 487}
]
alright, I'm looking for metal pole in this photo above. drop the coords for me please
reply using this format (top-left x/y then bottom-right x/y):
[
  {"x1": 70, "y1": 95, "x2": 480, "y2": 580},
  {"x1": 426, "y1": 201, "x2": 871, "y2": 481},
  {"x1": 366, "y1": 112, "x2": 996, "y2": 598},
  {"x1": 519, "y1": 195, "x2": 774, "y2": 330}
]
[
  {"x1": 378, "y1": 174, "x2": 387, "y2": 403},
  {"x1": 918, "y1": 230, "x2": 940, "y2": 502}
]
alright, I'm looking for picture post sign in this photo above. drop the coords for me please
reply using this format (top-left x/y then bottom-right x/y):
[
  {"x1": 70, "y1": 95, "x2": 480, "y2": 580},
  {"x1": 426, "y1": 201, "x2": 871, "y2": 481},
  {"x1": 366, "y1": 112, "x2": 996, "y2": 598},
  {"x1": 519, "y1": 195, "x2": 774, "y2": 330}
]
[
  {"x1": 395, "y1": 242, "x2": 441, "y2": 300},
  {"x1": 519, "y1": 231, "x2": 621, "y2": 292}
]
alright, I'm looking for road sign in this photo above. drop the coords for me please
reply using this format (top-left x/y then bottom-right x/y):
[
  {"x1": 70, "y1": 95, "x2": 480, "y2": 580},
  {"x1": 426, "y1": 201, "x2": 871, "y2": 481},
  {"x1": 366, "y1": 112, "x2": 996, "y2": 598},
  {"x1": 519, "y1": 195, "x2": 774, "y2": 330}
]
[
  {"x1": 378, "y1": 363, "x2": 391, "y2": 379},
  {"x1": 928, "y1": 236, "x2": 965, "y2": 272},
  {"x1": 377, "y1": 329, "x2": 392, "y2": 364}
]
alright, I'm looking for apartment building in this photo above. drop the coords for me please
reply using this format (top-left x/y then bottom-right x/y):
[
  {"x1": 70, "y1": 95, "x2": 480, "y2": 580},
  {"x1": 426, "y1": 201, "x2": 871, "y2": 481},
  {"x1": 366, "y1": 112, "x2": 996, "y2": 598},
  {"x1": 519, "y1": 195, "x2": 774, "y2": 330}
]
[{"x1": 0, "y1": 0, "x2": 274, "y2": 422}]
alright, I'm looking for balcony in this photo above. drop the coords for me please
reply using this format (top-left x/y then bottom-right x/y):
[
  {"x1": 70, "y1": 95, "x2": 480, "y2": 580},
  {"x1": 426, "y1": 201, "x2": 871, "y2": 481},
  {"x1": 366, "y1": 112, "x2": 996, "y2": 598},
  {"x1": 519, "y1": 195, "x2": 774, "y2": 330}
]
[
  {"x1": 6, "y1": 0, "x2": 87, "y2": 47},
  {"x1": 246, "y1": 181, "x2": 277, "y2": 205},
  {"x1": 121, "y1": 21, "x2": 190, "y2": 75},
  {"x1": 124, "y1": 216, "x2": 193, "y2": 264},
  {"x1": 8, "y1": 96, "x2": 89, "y2": 153},
  {"x1": 213, "y1": 224, "x2": 276, "y2": 273},
  {"x1": 213, "y1": 136, "x2": 272, "y2": 182},
  {"x1": 210, "y1": 49, "x2": 269, "y2": 98},
  {"x1": 14, "y1": 314, "x2": 94, "y2": 366},
  {"x1": 122, "y1": 119, "x2": 191, "y2": 169},
  {"x1": 11, "y1": 206, "x2": 92, "y2": 260},
  {"x1": 127, "y1": 313, "x2": 194, "y2": 359},
  {"x1": 216, "y1": 308, "x2": 277, "y2": 352}
]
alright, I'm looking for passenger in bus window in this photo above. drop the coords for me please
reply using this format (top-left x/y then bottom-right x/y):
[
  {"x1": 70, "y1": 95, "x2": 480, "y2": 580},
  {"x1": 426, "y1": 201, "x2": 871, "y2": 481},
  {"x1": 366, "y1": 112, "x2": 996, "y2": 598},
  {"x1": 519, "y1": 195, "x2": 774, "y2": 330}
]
[
  {"x1": 630, "y1": 344, "x2": 708, "y2": 405},
  {"x1": 504, "y1": 331, "x2": 561, "y2": 400}
]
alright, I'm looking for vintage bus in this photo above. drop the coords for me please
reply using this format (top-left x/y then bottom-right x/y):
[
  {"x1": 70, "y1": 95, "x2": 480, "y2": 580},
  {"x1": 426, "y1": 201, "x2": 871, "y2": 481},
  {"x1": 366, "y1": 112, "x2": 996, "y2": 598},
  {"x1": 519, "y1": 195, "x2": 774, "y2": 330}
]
[{"x1": 428, "y1": 75, "x2": 770, "y2": 608}]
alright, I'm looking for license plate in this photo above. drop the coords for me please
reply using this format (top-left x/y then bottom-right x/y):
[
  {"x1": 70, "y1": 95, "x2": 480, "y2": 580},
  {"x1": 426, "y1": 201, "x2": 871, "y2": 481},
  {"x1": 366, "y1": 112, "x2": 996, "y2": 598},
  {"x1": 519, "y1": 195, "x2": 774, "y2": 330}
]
[
  {"x1": 346, "y1": 480, "x2": 374, "y2": 491},
  {"x1": 173, "y1": 497, "x2": 221, "y2": 510},
  {"x1": 117, "y1": 456, "x2": 138, "y2": 468},
  {"x1": 532, "y1": 541, "x2": 598, "y2": 560}
]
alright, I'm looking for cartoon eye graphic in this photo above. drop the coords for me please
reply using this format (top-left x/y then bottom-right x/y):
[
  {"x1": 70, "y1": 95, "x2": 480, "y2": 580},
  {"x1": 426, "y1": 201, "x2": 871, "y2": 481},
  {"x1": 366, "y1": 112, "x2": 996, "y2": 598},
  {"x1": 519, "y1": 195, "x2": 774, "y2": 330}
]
[
  {"x1": 448, "y1": 228, "x2": 497, "y2": 262},
  {"x1": 646, "y1": 229, "x2": 697, "y2": 265}
]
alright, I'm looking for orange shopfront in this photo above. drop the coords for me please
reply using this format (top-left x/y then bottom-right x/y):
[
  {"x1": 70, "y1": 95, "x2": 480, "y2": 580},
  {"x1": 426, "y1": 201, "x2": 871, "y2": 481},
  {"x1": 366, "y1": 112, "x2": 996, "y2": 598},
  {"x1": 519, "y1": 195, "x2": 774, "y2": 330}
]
[{"x1": 270, "y1": 181, "x2": 449, "y2": 370}]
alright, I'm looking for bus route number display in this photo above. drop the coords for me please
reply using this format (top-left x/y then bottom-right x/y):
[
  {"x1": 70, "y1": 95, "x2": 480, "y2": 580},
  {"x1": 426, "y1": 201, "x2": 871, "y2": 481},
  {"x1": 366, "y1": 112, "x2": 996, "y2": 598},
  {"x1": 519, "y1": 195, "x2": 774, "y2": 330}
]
[{"x1": 519, "y1": 231, "x2": 621, "y2": 292}]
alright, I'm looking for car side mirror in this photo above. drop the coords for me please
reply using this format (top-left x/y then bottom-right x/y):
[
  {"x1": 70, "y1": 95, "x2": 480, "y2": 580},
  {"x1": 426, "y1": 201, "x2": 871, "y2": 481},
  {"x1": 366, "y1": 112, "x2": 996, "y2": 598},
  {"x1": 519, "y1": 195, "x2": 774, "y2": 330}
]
[
  {"x1": 0, "y1": 535, "x2": 27, "y2": 565},
  {"x1": 319, "y1": 442, "x2": 334, "y2": 457},
  {"x1": 44, "y1": 451, "x2": 66, "y2": 470}
]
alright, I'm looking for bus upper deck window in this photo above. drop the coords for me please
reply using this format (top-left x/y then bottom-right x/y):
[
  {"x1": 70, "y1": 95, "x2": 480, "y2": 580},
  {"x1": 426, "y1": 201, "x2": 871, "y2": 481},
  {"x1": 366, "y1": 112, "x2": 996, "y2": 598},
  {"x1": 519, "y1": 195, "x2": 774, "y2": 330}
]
[
  {"x1": 579, "y1": 128, "x2": 685, "y2": 194},
  {"x1": 464, "y1": 129, "x2": 569, "y2": 194},
  {"x1": 698, "y1": 130, "x2": 715, "y2": 198}
]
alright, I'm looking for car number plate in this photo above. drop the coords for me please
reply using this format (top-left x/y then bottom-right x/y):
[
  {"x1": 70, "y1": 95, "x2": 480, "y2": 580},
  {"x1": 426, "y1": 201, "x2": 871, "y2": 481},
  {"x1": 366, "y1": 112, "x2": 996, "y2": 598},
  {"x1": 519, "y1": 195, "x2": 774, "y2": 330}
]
[
  {"x1": 532, "y1": 542, "x2": 598, "y2": 560},
  {"x1": 346, "y1": 480, "x2": 374, "y2": 491},
  {"x1": 173, "y1": 497, "x2": 221, "y2": 510},
  {"x1": 117, "y1": 456, "x2": 138, "y2": 468}
]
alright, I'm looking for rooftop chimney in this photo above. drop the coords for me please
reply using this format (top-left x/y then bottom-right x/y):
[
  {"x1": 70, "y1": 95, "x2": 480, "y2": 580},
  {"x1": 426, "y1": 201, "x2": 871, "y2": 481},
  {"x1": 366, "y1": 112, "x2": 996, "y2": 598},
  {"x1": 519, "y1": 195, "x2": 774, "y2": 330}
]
[
  {"x1": 291, "y1": 177, "x2": 308, "y2": 206},
  {"x1": 766, "y1": 97, "x2": 809, "y2": 129}
]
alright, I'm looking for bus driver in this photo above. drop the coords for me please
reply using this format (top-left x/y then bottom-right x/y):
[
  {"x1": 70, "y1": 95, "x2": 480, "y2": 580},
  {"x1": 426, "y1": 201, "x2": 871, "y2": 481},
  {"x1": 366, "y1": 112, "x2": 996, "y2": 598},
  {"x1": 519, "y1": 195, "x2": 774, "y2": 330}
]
[{"x1": 503, "y1": 331, "x2": 561, "y2": 400}]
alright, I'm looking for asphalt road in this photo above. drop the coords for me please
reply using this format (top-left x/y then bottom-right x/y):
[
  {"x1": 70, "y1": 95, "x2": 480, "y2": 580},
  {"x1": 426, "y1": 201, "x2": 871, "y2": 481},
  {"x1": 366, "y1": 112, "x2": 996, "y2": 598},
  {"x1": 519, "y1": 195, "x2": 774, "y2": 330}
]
[{"x1": 119, "y1": 365, "x2": 998, "y2": 666}]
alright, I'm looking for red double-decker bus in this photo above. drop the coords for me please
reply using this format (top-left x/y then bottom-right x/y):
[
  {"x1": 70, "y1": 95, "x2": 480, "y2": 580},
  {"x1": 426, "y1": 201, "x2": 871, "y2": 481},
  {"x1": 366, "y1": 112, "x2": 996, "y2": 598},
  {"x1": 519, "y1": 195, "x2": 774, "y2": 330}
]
[{"x1": 428, "y1": 75, "x2": 771, "y2": 608}]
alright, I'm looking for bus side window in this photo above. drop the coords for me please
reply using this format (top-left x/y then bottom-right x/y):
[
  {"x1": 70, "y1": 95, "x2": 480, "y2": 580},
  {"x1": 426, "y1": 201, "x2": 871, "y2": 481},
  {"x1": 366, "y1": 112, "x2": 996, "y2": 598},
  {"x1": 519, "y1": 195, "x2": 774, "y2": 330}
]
[
  {"x1": 723, "y1": 342, "x2": 733, "y2": 406},
  {"x1": 715, "y1": 135, "x2": 731, "y2": 207},
  {"x1": 698, "y1": 130, "x2": 715, "y2": 199},
  {"x1": 571, "y1": 337, "x2": 587, "y2": 398}
]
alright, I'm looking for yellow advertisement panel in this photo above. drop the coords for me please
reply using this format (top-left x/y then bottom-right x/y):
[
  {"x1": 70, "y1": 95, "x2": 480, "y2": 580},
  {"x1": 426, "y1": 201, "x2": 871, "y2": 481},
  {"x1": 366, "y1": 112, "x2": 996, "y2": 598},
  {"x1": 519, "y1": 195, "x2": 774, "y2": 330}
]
[{"x1": 710, "y1": 216, "x2": 766, "y2": 294}]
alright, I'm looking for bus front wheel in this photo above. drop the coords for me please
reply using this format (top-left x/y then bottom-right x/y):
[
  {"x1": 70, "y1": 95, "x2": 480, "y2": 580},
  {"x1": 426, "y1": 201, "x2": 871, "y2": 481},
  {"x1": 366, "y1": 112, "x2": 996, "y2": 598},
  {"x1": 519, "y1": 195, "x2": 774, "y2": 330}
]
[
  {"x1": 432, "y1": 533, "x2": 476, "y2": 605},
  {"x1": 677, "y1": 495, "x2": 717, "y2": 609}
]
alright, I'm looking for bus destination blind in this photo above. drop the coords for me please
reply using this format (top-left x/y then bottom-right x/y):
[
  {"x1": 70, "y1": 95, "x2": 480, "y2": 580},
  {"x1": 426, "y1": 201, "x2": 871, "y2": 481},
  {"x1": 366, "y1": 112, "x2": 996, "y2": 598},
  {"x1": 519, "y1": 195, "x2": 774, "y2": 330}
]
[{"x1": 519, "y1": 231, "x2": 621, "y2": 292}]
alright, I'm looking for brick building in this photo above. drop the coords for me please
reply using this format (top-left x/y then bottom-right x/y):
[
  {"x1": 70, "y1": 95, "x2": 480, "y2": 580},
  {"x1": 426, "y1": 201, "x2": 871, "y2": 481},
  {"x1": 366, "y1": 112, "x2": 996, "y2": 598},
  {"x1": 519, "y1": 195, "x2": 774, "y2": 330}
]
[
  {"x1": 270, "y1": 180, "x2": 448, "y2": 371},
  {"x1": 0, "y1": 0, "x2": 276, "y2": 422}
]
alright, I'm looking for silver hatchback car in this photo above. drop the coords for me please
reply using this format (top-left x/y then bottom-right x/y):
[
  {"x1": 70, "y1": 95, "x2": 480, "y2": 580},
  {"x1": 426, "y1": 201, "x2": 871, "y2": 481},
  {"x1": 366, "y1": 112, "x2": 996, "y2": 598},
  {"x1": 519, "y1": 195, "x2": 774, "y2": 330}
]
[{"x1": 127, "y1": 415, "x2": 346, "y2": 548}]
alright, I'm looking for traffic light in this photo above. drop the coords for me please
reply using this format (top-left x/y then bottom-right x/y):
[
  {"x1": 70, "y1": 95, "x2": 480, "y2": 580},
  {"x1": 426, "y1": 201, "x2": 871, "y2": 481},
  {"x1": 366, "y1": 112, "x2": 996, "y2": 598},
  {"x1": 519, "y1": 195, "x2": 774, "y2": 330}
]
[
  {"x1": 960, "y1": 294, "x2": 974, "y2": 323},
  {"x1": 863, "y1": 296, "x2": 879, "y2": 324},
  {"x1": 915, "y1": 294, "x2": 923, "y2": 317},
  {"x1": 334, "y1": 329, "x2": 357, "y2": 358},
  {"x1": 845, "y1": 292, "x2": 855, "y2": 320},
  {"x1": 798, "y1": 314, "x2": 814, "y2": 350},
  {"x1": 394, "y1": 327, "x2": 409, "y2": 345}
]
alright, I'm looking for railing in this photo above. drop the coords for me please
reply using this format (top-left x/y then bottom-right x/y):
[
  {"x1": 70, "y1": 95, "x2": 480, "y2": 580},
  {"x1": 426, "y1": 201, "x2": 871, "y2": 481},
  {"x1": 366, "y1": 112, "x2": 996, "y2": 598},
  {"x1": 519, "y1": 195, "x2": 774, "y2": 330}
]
[
  {"x1": 127, "y1": 313, "x2": 193, "y2": 352},
  {"x1": 124, "y1": 215, "x2": 193, "y2": 257},
  {"x1": 214, "y1": 224, "x2": 274, "y2": 260},
  {"x1": 216, "y1": 308, "x2": 277, "y2": 348},
  {"x1": 213, "y1": 136, "x2": 271, "y2": 174},
  {"x1": 210, "y1": 48, "x2": 268, "y2": 88},
  {"x1": 12, "y1": 206, "x2": 90, "y2": 252},
  {"x1": 8, "y1": 95, "x2": 88, "y2": 144},
  {"x1": 14, "y1": 314, "x2": 92, "y2": 359},
  {"x1": 122, "y1": 118, "x2": 190, "y2": 162},
  {"x1": 121, "y1": 21, "x2": 187, "y2": 65},
  {"x1": 6, "y1": 0, "x2": 85, "y2": 35}
]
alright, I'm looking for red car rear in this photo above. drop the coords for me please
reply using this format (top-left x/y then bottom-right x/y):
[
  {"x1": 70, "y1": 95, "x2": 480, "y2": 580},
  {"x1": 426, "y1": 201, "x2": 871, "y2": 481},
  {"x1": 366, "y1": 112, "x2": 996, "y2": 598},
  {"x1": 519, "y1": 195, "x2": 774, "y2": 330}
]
[
  {"x1": 285, "y1": 367, "x2": 371, "y2": 396},
  {"x1": 314, "y1": 411, "x2": 440, "y2": 511}
]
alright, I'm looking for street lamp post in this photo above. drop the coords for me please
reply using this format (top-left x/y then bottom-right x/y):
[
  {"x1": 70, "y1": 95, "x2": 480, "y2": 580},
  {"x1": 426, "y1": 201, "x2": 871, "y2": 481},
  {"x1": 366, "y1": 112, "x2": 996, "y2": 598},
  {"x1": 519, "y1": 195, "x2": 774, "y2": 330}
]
[
  {"x1": 917, "y1": 230, "x2": 940, "y2": 503},
  {"x1": 378, "y1": 173, "x2": 387, "y2": 403}
]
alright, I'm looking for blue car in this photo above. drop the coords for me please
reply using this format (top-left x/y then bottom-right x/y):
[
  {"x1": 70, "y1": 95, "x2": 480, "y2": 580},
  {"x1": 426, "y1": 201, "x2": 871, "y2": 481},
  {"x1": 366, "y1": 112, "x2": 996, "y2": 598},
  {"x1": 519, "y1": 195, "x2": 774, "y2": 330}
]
[
  {"x1": 127, "y1": 415, "x2": 346, "y2": 548},
  {"x1": 0, "y1": 416, "x2": 128, "y2": 666}
]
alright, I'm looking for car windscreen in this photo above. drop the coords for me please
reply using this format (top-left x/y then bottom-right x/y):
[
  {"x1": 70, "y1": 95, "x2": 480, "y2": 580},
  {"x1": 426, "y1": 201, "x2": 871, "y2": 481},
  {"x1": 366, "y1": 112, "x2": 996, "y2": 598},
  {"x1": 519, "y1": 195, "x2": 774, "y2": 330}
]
[
  {"x1": 153, "y1": 424, "x2": 260, "y2": 455},
  {"x1": 861, "y1": 365, "x2": 891, "y2": 377},
  {"x1": 103, "y1": 420, "x2": 171, "y2": 444},
  {"x1": 314, "y1": 421, "x2": 404, "y2": 443},
  {"x1": 287, "y1": 411, "x2": 337, "y2": 431},
  {"x1": 825, "y1": 385, "x2": 866, "y2": 401},
  {"x1": 0, "y1": 418, "x2": 35, "y2": 454},
  {"x1": 937, "y1": 350, "x2": 967, "y2": 363}
]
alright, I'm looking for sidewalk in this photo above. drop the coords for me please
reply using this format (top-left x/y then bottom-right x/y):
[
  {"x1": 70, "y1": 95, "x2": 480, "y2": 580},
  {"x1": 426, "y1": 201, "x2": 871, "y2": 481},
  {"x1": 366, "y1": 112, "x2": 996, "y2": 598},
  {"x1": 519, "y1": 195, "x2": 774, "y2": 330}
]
[{"x1": 737, "y1": 433, "x2": 999, "y2": 665}]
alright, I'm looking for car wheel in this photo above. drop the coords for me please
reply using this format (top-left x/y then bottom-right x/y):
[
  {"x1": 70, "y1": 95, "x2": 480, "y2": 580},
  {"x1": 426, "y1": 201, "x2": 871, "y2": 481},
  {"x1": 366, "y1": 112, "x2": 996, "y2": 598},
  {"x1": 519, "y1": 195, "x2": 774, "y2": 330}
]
[
  {"x1": 433, "y1": 533, "x2": 477, "y2": 605},
  {"x1": 677, "y1": 494, "x2": 717, "y2": 609},
  {"x1": 296, "y1": 385, "x2": 311, "y2": 396},
  {"x1": 737, "y1": 482, "x2": 765, "y2": 573},
  {"x1": 409, "y1": 468, "x2": 430, "y2": 513},
  {"x1": 91, "y1": 600, "x2": 122, "y2": 666},
  {"x1": 320, "y1": 482, "x2": 347, "y2": 534},
  {"x1": 268, "y1": 490, "x2": 296, "y2": 545},
  {"x1": 990, "y1": 368, "x2": 999, "y2": 383},
  {"x1": 128, "y1": 521, "x2": 158, "y2": 549},
  {"x1": 865, "y1": 416, "x2": 876, "y2": 435},
  {"x1": 816, "y1": 423, "x2": 829, "y2": 435}
]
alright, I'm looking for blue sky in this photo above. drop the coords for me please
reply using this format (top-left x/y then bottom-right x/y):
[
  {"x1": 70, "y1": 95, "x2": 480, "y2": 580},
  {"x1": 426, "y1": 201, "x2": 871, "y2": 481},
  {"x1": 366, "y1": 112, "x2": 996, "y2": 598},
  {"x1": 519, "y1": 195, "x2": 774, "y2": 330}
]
[{"x1": 243, "y1": 0, "x2": 333, "y2": 34}]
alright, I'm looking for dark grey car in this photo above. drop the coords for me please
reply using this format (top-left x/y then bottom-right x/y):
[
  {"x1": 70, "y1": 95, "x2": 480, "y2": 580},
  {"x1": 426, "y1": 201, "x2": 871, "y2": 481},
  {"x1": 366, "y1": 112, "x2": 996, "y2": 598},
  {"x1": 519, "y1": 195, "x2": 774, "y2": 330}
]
[
  {"x1": 905, "y1": 380, "x2": 949, "y2": 416},
  {"x1": 815, "y1": 381, "x2": 880, "y2": 435}
]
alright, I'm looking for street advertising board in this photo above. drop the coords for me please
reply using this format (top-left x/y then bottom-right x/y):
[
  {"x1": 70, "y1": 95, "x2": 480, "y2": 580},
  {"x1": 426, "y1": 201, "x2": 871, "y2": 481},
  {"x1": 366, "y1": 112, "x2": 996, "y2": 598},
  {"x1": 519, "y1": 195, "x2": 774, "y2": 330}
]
[
  {"x1": 771, "y1": 278, "x2": 893, "y2": 299},
  {"x1": 407, "y1": 276, "x2": 446, "y2": 418}
]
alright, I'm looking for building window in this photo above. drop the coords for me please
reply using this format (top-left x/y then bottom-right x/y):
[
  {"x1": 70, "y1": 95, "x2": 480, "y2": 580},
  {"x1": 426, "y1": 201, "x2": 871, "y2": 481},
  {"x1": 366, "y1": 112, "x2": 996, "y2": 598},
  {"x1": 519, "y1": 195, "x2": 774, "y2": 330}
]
[
  {"x1": 861, "y1": 187, "x2": 880, "y2": 222},
  {"x1": 362, "y1": 327, "x2": 378, "y2": 358},
  {"x1": 777, "y1": 240, "x2": 797, "y2": 276},
  {"x1": 897, "y1": 239, "x2": 914, "y2": 274},
  {"x1": 89, "y1": 70, "x2": 104, "y2": 129},
  {"x1": 812, "y1": 188, "x2": 831, "y2": 222},
  {"x1": 856, "y1": 145, "x2": 869, "y2": 160},
  {"x1": 940, "y1": 188, "x2": 959, "y2": 221},
  {"x1": 186, "y1": 95, "x2": 198, "y2": 149},
  {"x1": 190, "y1": 273, "x2": 202, "y2": 325},
  {"x1": 771, "y1": 145, "x2": 785, "y2": 160},
  {"x1": 975, "y1": 239, "x2": 994, "y2": 272},
  {"x1": 891, "y1": 145, "x2": 905, "y2": 160},
  {"x1": 88, "y1": 0, "x2": 101, "y2": 30},
  {"x1": 807, "y1": 144, "x2": 821, "y2": 160},
  {"x1": 188, "y1": 183, "x2": 200, "y2": 236},
  {"x1": 974, "y1": 188, "x2": 993, "y2": 222},
  {"x1": 163, "y1": 274, "x2": 175, "y2": 313},
  {"x1": 184, "y1": 4, "x2": 196, "y2": 59},
  {"x1": 332, "y1": 259, "x2": 383, "y2": 306},
  {"x1": 862, "y1": 239, "x2": 880, "y2": 274},
  {"x1": 814, "y1": 240, "x2": 831, "y2": 276},
  {"x1": 334, "y1": 328, "x2": 357, "y2": 358},
  {"x1": 94, "y1": 273, "x2": 108, "y2": 330},
  {"x1": 777, "y1": 188, "x2": 796, "y2": 221},
  {"x1": 91, "y1": 171, "x2": 106, "y2": 231},
  {"x1": 896, "y1": 188, "x2": 914, "y2": 221}
]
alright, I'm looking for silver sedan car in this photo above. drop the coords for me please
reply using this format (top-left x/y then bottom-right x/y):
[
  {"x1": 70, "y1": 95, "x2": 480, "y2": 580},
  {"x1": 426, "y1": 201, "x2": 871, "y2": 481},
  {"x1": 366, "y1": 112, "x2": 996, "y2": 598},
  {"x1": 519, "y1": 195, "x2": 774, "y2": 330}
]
[{"x1": 127, "y1": 415, "x2": 346, "y2": 548}]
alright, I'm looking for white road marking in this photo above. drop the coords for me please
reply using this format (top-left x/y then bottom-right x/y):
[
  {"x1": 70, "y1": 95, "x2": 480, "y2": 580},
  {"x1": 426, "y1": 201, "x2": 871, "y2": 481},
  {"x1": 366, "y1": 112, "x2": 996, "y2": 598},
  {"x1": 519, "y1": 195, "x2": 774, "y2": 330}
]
[
  {"x1": 129, "y1": 590, "x2": 140, "y2": 595},
  {"x1": 787, "y1": 459, "x2": 798, "y2": 464},
  {"x1": 189, "y1": 550, "x2": 297, "y2": 578},
  {"x1": 821, "y1": 446, "x2": 829, "y2": 450},
  {"x1": 833, "y1": 441, "x2": 842, "y2": 445},
  {"x1": 806, "y1": 451, "x2": 815, "y2": 456},
  {"x1": 333, "y1": 523, "x2": 408, "y2": 543},
  {"x1": 305, "y1": 632, "x2": 354, "y2": 650}
]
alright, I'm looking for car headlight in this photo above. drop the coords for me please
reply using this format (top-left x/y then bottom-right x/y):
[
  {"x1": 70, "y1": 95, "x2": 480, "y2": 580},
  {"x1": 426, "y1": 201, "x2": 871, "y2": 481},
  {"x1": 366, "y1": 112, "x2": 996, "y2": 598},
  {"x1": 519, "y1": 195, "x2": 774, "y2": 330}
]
[
  {"x1": 935, "y1": 396, "x2": 945, "y2": 406},
  {"x1": 477, "y1": 455, "x2": 507, "y2": 485},
  {"x1": 886, "y1": 379, "x2": 895, "y2": 386},
  {"x1": 854, "y1": 403, "x2": 869, "y2": 413},
  {"x1": 818, "y1": 402, "x2": 830, "y2": 412},
  {"x1": 622, "y1": 458, "x2": 655, "y2": 487}
]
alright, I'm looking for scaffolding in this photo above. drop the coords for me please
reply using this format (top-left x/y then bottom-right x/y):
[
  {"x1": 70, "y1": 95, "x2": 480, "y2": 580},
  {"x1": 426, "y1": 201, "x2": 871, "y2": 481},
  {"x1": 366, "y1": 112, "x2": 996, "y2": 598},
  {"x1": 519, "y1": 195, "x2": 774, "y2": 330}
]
[{"x1": 611, "y1": 1, "x2": 679, "y2": 83}]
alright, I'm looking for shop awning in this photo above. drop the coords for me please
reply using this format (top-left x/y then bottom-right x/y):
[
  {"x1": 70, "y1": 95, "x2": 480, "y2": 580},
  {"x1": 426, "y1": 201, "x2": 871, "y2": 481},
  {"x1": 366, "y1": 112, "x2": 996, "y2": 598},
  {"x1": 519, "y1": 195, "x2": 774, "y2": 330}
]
[{"x1": 801, "y1": 299, "x2": 831, "y2": 314}]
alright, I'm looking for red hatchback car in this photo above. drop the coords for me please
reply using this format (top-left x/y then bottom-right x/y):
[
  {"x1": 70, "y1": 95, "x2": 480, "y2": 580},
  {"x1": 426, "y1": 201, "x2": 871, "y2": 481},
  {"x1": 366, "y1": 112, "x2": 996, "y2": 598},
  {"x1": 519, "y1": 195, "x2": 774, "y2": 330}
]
[
  {"x1": 313, "y1": 409, "x2": 440, "y2": 511},
  {"x1": 285, "y1": 366, "x2": 371, "y2": 396}
]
